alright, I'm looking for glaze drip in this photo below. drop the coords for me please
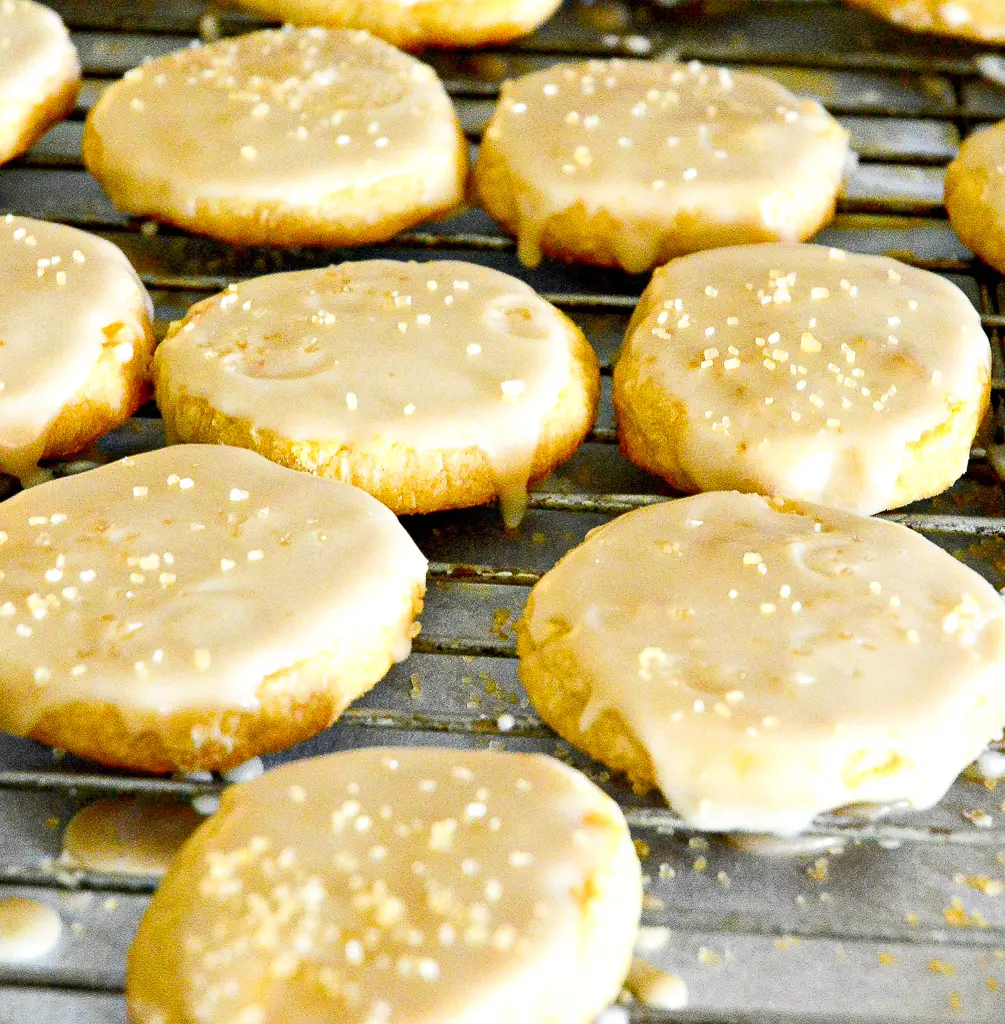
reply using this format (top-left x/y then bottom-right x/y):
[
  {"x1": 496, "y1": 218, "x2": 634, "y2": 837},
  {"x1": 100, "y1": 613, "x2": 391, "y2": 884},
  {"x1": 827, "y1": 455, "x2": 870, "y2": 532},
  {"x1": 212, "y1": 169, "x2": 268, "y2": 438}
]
[{"x1": 154, "y1": 261, "x2": 577, "y2": 526}]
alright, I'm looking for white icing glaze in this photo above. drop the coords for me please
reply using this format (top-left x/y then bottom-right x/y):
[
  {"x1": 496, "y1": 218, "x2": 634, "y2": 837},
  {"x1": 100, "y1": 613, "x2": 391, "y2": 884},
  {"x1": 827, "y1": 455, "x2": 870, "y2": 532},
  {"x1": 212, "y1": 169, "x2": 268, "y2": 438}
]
[
  {"x1": 0, "y1": 0, "x2": 79, "y2": 162},
  {"x1": 634, "y1": 925, "x2": 670, "y2": 952},
  {"x1": 234, "y1": 0, "x2": 554, "y2": 15},
  {"x1": 0, "y1": 445, "x2": 427, "y2": 734},
  {"x1": 154, "y1": 261, "x2": 577, "y2": 527},
  {"x1": 0, "y1": 215, "x2": 153, "y2": 481},
  {"x1": 595, "y1": 1008, "x2": 630, "y2": 1024},
  {"x1": 192, "y1": 793, "x2": 222, "y2": 817},
  {"x1": 477, "y1": 59, "x2": 849, "y2": 272},
  {"x1": 977, "y1": 748, "x2": 1005, "y2": 780},
  {"x1": 221, "y1": 755, "x2": 265, "y2": 784},
  {"x1": 520, "y1": 492, "x2": 1005, "y2": 834},
  {"x1": 127, "y1": 748, "x2": 641, "y2": 1024},
  {"x1": 0, "y1": 897, "x2": 61, "y2": 962},
  {"x1": 239, "y1": 0, "x2": 516, "y2": 11},
  {"x1": 84, "y1": 27, "x2": 463, "y2": 226},
  {"x1": 616, "y1": 243, "x2": 990, "y2": 515},
  {"x1": 61, "y1": 797, "x2": 203, "y2": 876}
]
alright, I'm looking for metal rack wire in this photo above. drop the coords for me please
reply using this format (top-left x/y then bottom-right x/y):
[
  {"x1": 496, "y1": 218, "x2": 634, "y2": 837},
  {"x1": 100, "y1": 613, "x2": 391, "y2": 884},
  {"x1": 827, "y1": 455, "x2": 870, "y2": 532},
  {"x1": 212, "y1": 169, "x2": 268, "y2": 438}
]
[{"x1": 3, "y1": 0, "x2": 1005, "y2": 1019}]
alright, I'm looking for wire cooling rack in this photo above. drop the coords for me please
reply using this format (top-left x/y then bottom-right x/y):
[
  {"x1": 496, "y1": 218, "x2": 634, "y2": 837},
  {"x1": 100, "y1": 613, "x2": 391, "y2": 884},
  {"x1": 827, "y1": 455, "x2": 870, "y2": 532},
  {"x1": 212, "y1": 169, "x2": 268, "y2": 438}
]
[{"x1": 4, "y1": 1, "x2": 1005, "y2": 1020}]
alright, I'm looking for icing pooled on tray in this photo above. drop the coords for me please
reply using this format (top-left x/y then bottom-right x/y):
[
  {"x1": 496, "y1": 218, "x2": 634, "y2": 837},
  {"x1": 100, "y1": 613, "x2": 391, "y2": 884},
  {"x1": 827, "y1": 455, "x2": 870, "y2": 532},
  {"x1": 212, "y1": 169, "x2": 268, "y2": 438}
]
[
  {"x1": 0, "y1": 897, "x2": 61, "y2": 962},
  {"x1": 61, "y1": 798, "x2": 203, "y2": 876}
]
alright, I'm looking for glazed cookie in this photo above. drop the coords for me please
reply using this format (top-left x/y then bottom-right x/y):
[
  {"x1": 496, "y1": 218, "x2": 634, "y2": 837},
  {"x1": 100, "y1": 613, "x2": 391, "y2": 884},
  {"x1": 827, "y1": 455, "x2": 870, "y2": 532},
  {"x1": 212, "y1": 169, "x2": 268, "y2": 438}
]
[
  {"x1": 229, "y1": 0, "x2": 563, "y2": 48},
  {"x1": 473, "y1": 59, "x2": 850, "y2": 273},
  {"x1": 0, "y1": 445, "x2": 427, "y2": 773},
  {"x1": 946, "y1": 121, "x2": 1005, "y2": 275},
  {"x1": 127, "y1": 747, "x2": 642, "y2": 1024},
  {"x1": 845, "y1": 0, "x2": 1005, "y2": 41},
  {"x1": 517, "y1": 492, "x2": 1005, "y2": 834},
  {"x1": 0, "y1": 0, "x2": 80, "y2": 166},
  {"x1": 0, "y1": 215, "x2": 155, "y2": 483},
  {"x1": 153, "y1": 260, "x2": 600, "y2": 527},
  {"x1": 614, "y1": 244, "x2": 990, "y2": 515},
  {"x1": 82, "y1": 27, "x2": 466, "y2": 247}
]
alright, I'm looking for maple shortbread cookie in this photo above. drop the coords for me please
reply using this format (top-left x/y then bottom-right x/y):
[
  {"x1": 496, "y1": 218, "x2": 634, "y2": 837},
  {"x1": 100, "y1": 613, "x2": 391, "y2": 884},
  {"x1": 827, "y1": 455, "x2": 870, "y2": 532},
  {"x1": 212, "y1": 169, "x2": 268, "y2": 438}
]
[
  {"x1": 472, "y1": 59, "x2": 851, "y2": 274},
  {"x1": 0, "y1": 0, "x2": 80, "y2": 166},
  {"x1": 0, "y1": 445, "x2": 427, "y2": 773},
  {"x1": 614, "y1": 244, "x2": 990, "y2": 515},
  {"x1": 516, "y1": 491, "x2": 1005, "y2": 834},
  {"x1": 82, "y1": 27, "x2": 467, "y2": 247},
  {"x1": 229, "y1": 0, "x2": 563, "y2": 49},
  {"x1": 945, "y1": 121, "x2": 1005, "y2": 276},
  {"x1": 0, "y1": 215, "x2": 155, "y2": 484},
  {"x1": 153, "y1": 260, "x2": 600, "y2": 527},
  {"x1": 845, "y1": 0, "x2": 1005, "y2": 41},
  {"x1": 127, "y1": 747, "x2": 642, "y2": 1024}
]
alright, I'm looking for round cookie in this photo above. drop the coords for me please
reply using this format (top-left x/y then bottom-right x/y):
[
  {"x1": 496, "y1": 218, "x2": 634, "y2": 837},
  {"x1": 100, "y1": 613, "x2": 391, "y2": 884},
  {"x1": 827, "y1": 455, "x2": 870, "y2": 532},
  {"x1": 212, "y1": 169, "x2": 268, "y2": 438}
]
[
  {"x1": 82, "y1": 27, "x2": 467, "y2": 247},
  {"x1": 945, "y1": 121, "x2": 1005, "y2": 275},
  {"x1": 0, "y1": 214, "x2": 155, "y2": 483},
  {"x1": 0, "y1": 444, "x2": 427, "y2": 773},
  {"x1": 153, "y1": 260, "x2": 600, "y2": 527},
  {"x1": 614, "y1": 243, "x2": 990, "y2": 515},
  {"x1": 0, "y1": 1, "x2": 80, "y2": 166},
  {"x1": 472, "y1": 59, "x2": 851, "y2": 274},
  {"x1": 229, "y1": 0, "x2": 563, "y2": 49},
  {"x1": 845, "y1": 0, "x2": 1005, "y2": 41},
  {"x1": 517, "y1": 491, "x2": 1005, "y2": 834},
  {"x1": 127, "y1": 747, "x2": 642, "y2": 1024}
]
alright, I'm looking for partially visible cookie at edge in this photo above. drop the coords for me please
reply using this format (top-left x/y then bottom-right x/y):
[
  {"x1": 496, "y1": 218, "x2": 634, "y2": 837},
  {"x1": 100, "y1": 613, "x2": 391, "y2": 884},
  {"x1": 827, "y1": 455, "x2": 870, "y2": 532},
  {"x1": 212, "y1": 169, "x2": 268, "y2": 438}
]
[
  {"x1": 946, "y1": 120, "x2": 1005, "y2": 275},
  {"x1": 0, "y1": 215, "x2": 155, "y2": 484},
  {"x1": 844, "y1": 0, "x2": 1005, "y2": 42},
  {"x1": 0, "y1": 0, "x2": 80, "y2": 165},
  {"x1": 0, "y1": 445, "x2": 427, "y2": 772}
]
